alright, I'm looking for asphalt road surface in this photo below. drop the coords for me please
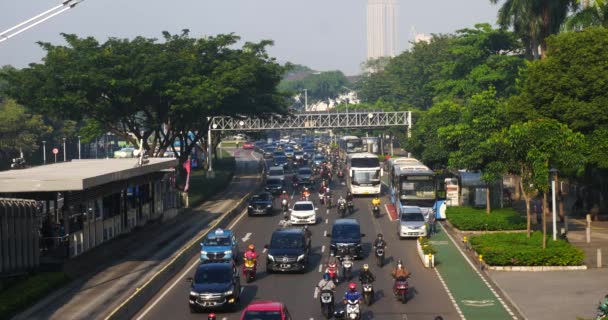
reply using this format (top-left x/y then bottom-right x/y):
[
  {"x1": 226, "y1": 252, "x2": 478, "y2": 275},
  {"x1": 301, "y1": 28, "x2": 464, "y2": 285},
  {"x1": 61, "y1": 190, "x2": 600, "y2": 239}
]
[{"x1": 134, "y1": 156, "x2": 459, "y2": 320}]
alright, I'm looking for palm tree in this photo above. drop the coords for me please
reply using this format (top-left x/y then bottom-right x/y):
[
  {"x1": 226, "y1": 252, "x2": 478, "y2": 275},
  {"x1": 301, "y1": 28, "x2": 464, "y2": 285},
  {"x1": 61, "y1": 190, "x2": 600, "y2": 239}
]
[
  {"x1": 563, "y1": 0, "x2": 608, "y2": 30},
  {"x1": 490, "y1": 0, "x2": 578, "y2": 59}
]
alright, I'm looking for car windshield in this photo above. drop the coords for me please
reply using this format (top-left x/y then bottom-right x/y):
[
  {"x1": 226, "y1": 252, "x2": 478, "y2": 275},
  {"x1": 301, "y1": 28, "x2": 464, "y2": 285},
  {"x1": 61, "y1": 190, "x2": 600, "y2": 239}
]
[
  {"x1": 265, "y1": 147, "x2": 275, "y2": 152},
  {"x1": 242, "y1": 311, "x2": 282, "y2": 320},
  {"x1": 285, "y1": 148, "x2": 294, "y2": 152},
  {"x1": 274, "y1": 156, "x2": 287, "y2": 163},
  {"x1": 273, "y1": 152, "x2": 285, "y2": 157},
  {"x1": 332, "y1": 224, "x2": 360, "y2": 239},
  {"x1": 194, "y1": 267, "x2": 232, "y2": 284},
  {"x1": 267, "y1": 179, "x2": 281, "y2": 186},
  {"x1": 298, "y1": 168, "x2": 312, "y2": 175},
  {"x1": 401, "y1": 212, "x2": 425, "y2": 222},
  {"x1": 314, "y1": 156, "x2": 325, "y2": 161},
  {"x1": 202, "y1": 236, "x2": 231, "y2": 246},
  {"x1": 269, "y1": 169, "x2": 283, "y2": 176},
  {"x1": 270, "y1": 233, "x2": 304, "y2": 249},
  {"x1": 293, "y1": 203, "x2": 314, "y2": 211},
  {"x1": 251, "y1": 194, "x2": 271, "y2": 202},
  {"x1": 295, "y1": 151, "x2": 304, "y2": 155}
]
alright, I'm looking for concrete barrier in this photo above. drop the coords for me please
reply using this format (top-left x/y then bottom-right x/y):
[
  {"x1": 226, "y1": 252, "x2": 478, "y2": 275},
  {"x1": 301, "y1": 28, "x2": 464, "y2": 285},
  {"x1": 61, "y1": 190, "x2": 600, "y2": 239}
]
[{"x1": 105, "y1": 171, "x2": 263, "y2": 320}]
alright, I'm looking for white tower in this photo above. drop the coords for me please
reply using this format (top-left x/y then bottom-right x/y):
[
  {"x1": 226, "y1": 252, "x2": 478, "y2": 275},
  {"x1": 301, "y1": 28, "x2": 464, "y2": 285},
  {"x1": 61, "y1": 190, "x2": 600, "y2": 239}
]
[{"x1": 367, "y1": 0, "x2": 397, "y2": 60}]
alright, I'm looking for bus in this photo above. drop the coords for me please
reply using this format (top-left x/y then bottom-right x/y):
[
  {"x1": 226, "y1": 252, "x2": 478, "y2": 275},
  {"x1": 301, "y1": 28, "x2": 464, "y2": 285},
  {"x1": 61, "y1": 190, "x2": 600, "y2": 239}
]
[
  {"x1": 346, "y1": 153, "x2": 382, "y2": 195},
  {"x1": 386, "y1": 157, "x2": 422, "y2": 179},
  {"x1": 339, "y1": 136, "x2": 363, "y2": 158},
  {"x1": 389, "y1": 162, "x2": 436, "y2": 219}
]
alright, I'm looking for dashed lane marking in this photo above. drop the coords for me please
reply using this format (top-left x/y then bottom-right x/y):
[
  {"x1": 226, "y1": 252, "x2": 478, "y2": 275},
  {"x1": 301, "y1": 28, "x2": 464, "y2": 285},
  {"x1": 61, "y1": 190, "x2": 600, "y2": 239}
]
[
  {"x1": 434, "y1": 266, "x2": 465, "y2": 320},
  {"x1": 241, "y1": 232, "x2": 252, "y2": 242},
  {"x1": 262, "y1": 248, "x2": 267, "y2": 253},
  {"x1": 318, "y1": 264, "x2": 323, "y2": 272},
  {"x1": 324, "y1": 230, "x2": 327, "y2": 237},
  {"x1": 321, "y1": 245, "x2": 325, "y2": 253},
  {"x1": 325, "y1": 218, "x2": 328, "y2": 224}
]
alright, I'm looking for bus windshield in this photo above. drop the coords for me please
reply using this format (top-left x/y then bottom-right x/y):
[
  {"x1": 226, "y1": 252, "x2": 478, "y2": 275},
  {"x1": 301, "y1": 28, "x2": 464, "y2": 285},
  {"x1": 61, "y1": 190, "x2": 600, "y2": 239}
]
[
  {"x1": 350, "y1": 158, "x2": 379, "y2": 168},
  {"x1": 352, "y1": 170, "x2": 380, "y2": 184},
  {"x1": 399, "y1": 179, "x2": 435, "y2": 200}
]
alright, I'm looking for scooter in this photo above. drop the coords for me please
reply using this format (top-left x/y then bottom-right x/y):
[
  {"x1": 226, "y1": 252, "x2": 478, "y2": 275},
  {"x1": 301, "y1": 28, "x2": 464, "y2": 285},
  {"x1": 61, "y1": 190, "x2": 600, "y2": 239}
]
[
  {"x1": 338, "y1": 202, "x2": 347, "y2": 218},
  {"x1": 326, "y1": 193, "x2": 332, "y2": 209},
  {"x1": 345, "y1": 299, "x2": 361, "y2": 320},
  {"x1": 361, "y1": 282, "x2": 374, "y2": 306},
  {"x1": 319, "y1": 192, "x2": 326, "y2": 205},
  {"x1": 243, "y1": 257, "x2": 257, "y2": 283},
  {"x1": 375, "y1": 247, "x2": 385, "y2": 267},
  {"x1": 347, "y1": 201, "x2": 354, "y2": 214},
  {"x1": 373, "y1": 205, "x2": 380, "y2": 218},
  {"x1": 393, "y1": 276, "x2": 409, "y2": 304},
  {"x1": 319, "y1": 289, "x2": 335, "y2": 319},
  {"x1": 282, "y1": 199, "x2": 289, "y2": 218},
  {"x1": 341, "y1": 255, "x2": 353, "y2": 281}
]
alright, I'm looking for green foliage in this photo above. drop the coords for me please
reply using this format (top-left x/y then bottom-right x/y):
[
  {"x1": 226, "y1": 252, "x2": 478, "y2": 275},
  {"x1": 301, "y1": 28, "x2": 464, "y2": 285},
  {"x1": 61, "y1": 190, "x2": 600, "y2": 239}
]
[
  {"x1": 279, "y1": 70, "x2": 348, "y2": 104},
  {"x1": 563, "y1": 0, "x2": 608, "y2": 30},
  {"x1": 447, "y1": 206, "x2": 526, "y2": 230},
  {"x1": 470, "y1": 232, "x2": 585, "y2": 266},
  {"x1": 0, "y1": 99, "x2": 52, "y2": 157},
  {"x1": 0, "y1": 272, "x2": 69, "y2": 319},
  {"x1": 418, "y1": 237, "x2": 438, "y2": 255},
  {"x1": 188, "y1": 154, "x2": 236, "y2": 207}
]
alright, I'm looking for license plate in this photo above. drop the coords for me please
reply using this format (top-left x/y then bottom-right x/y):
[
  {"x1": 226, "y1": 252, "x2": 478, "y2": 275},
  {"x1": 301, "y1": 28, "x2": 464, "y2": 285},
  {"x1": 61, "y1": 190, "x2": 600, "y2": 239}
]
[
  {"x1": 280, "y1": 264, "x2": 291, "y2": 269},
  {"x1": 201, "y1": 301, "x2": 216, "y2": 306}
]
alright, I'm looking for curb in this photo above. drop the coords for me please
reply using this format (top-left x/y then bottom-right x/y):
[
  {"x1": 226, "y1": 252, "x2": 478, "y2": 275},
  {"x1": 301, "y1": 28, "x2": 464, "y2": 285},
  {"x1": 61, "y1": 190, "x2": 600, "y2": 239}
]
[
  {"x1": 104, "y1": 162, "x2": 264, "y2": 320},
  {"x1": 487, "y1": 265, "x2": 587, "y2": 271},
  {"x1": 416, "y1": 239, "x2": 434, "y2": 268}
]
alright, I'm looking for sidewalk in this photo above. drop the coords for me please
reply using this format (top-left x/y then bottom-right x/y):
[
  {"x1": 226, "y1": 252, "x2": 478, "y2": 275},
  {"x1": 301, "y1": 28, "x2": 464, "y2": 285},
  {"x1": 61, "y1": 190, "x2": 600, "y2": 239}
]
[
  {"x1": 434, "y1": 224, "x2": 518, "y2": 320},
  {"x1": 14, "y1": 152, "x2": 261, "y2": 320}
]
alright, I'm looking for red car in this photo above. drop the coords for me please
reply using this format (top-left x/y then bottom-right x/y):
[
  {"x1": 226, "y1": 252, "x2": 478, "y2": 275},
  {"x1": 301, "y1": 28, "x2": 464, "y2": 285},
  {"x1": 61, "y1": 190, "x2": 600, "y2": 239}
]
[
  {"x1": 240, "y1": 300, "x2": 292, "y2": 320},
  {"x1": 242, "y1": 141, "x2": 255, "y2": 149}
]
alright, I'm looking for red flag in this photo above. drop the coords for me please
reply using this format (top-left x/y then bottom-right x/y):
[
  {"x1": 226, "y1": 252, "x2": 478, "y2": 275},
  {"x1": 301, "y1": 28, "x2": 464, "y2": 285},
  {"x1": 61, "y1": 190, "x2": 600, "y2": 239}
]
[{"x1": 183, "y1": 159, "x2": 191, "y2": 192}]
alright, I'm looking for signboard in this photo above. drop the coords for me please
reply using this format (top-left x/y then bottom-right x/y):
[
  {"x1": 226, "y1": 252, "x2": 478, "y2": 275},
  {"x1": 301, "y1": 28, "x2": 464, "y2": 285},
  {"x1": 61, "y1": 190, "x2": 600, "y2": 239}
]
[{"x1": 52, "y1": 148, "x2": 59, "y2": 155}]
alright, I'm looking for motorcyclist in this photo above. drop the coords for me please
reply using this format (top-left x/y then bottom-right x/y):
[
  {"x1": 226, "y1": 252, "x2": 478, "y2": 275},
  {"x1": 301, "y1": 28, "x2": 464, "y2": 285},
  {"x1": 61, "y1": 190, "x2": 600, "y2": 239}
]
[
  {"x1": 343, "y1": 282, "x2": 362, "y2": 304},
  {"x1": 372, "y1": 195, "x2": 381, "y2": 207},
  {"x1": 243, "y1": 244, "x2": 258, "y2": 267},
  {"x1": 325, "y1": 256, "x2": 340, "y2": 280},
  {"x1": 391, "y1": 259, "x2": 410, "y2": 279},
  {"x1": 317, "y1": 272, "x2": 337, "y2": 292},
  {"x1": 280, "y1": 190, "x2": 290, "y2": 203},
  {"x1": 302, "y1": 187, "x2": 311, "y2": 200},
  {"x1": 337, "y1": 196, "x2": 347, "y2": 208},
  {"x1": 292, "y1": 174, "x2": 298, "y2": 185},
  {"x1": 346, "y1": 191, "x2": 354, "y2": 202},
  {"x1": 373, "y1": 233, "x2": 387, "y2": 249},
  {"x1": 303, "y1": 225, "x2": 312, "y2": 248},
  {"x1": 359, "y1": 264, "x2": 375, "y2": 284}
]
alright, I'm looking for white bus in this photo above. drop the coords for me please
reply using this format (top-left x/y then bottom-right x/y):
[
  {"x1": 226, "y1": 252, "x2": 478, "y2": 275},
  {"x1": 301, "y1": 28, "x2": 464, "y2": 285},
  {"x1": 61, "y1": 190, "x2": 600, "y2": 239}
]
[
  {"x1": 389, "y1": 162, "x2": 436, "y2": 219},
  {"x1": 339, "y1": 136, "x2": 363, "y2": 158},
  {"x1": 347, "y1": 153, "x2": 382, "y2": 195}
]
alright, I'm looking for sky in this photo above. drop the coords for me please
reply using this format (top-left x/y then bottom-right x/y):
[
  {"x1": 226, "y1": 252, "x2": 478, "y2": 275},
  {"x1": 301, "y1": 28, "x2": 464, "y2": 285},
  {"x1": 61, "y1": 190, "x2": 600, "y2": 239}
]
[{"x1": 0, "y1": 0, "x2": 499, "y2": 75}]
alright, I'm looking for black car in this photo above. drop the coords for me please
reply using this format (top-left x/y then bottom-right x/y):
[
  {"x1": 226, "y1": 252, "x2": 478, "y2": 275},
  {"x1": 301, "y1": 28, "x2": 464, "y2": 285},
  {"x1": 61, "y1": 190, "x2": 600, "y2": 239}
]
[
  {"x1": 266, "y1": 228, "x2": 310, "y2": 273},
  {"x1": 188, "y1": 262, "x2": 240, "y2": 312},
  {"x1": 327, "y1": 219, "x2": 365, "y2": 259},
  {"x1": 265, "y1": 178, "x2": 284, "y2": 194},
  {"x1": 273, "y1": 155, "x2": 288, "y2": 169},
  {"x1": 248, "y1": 192, "x2": 274, "y2": 216},
  {"x1": 263, "y1": 146, "x2": 276, "y2": 158},
  {"x1": 296, "y1": 167, "x2": 314, "y2": 186}
]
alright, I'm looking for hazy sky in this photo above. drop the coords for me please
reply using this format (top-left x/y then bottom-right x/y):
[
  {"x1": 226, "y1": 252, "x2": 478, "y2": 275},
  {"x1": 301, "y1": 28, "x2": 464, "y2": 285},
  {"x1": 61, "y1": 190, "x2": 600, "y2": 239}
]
[{"x1": 0, "y1": 1, "x2": 498, "y2": 75}]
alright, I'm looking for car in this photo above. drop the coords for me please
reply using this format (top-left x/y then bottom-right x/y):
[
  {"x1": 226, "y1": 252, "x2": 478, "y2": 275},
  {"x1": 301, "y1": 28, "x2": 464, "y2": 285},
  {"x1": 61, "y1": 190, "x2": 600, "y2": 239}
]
[
  {"x1": 312, "y1": 154, "x2": 326, "y2": 166},
  {"x1": 296, "y1": 167, "x2": 313, "y2": 185},
  {"x1": 254, "y1": 141, "x2": 266, "y2": 152},
  {"x1": 248, "y1": 192, "x2": 274, "y2": 216},
  {"x1": 294, "y1": 151, "x2": 304, "y2": 161},
  {"x1": 242, "y1": 141, "x2": 255, "y2": 149},
  {"x1": 263, "y1": 146, "x2": 276, "y2": 158},
  {"x1": 327, "y1": 219, "x2": 364, "y2": 259},
  {"x1": 200, "y1": 228, "x2": 239, "y2": 263},
  {"x1": 289, "y1": 201, "x2": 317, "y2": 225},
  {"x1": 273, "y1": 151, "x2": 286, "y2": 158},
  {"x1": 398, "y1": 206, "x2": 427, "y2": 238},
  {"x1": 267, "y1": 166, "x2": 285, "y2": 181},
  {"x1": 188, "y1": 262, "x2": 240, "y2": 312},
  {"x1": 233, "y1": 134, "x2": 247, "y2": 140},
  {"x1": 265, "y1": 178, "x2": 284, "y2": 194},
  {"x1": 273, "y1": 155, "x2": 288, "y2": 169},
  {"x1": 240, "y1": 300, "x2": 293, "y2": 320},
  {"x1": 284, "y1": 148, "x2": 295, "y2": 159},
  {"x1": 265, "y1": 228, "x2": 310, "y2": 273},
  {"x1": 114, "y1": 147, "x2": 135, "y2": 158}
]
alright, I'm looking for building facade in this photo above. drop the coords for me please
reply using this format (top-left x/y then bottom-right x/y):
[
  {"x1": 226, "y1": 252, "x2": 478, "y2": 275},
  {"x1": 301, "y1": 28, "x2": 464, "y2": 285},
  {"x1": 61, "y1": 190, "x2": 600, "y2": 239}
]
[{"x1": 367, "y1": 0, "x2": 398, "y2": 60}]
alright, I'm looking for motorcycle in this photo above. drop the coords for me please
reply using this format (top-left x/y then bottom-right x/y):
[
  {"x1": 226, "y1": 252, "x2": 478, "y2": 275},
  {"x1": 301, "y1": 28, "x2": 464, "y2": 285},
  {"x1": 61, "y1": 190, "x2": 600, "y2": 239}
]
[
  {"x1": 374, "y1": 247, "x2": 385, "y2": 267},
  {"x1": 319, "y1": 192, "x2": 326, "y2": 205},
  {"x1": 347, "y1": 201, "x2": 354, "y2": 214},
  {"x1": 341, "y1": 255, "x2": 353, "y2": 281},
  {"x1": 361, "y1": 283, "x2": 374, "y2": 306},
  {"x1": 326, "y1": 193, "x2": 332, "y2": 209},
  {"x1": 243, "y1": 257, "x2": 257, "y2": 283},
  {"x1": 345, "y1": 299, "x2": 361, "y2": 320},
  {"x1": 373, "y1": 205, "x2": 380, "y2": 218},
  {"x1": 393, "y1": 276, "x2": 409, "y2": 304},
  {"x1": 282, "y1": 199, "x2": 289, "y2": 218},
  {"x1": 327, "y1": 264, "x2": 339, "y2": 283},
  {"x1": 319, "y1": 289, "x2": 335, "y2": 319},
  {"x1": 338, "y1": 202, "x2": 347, "y2": 218}
]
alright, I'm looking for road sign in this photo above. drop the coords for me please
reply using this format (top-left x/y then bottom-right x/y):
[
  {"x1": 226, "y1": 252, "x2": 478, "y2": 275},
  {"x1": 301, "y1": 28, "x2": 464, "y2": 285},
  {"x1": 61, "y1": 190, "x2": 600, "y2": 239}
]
[{"x1": 52, "y1": 148, "x2": 59, "y2": 155}]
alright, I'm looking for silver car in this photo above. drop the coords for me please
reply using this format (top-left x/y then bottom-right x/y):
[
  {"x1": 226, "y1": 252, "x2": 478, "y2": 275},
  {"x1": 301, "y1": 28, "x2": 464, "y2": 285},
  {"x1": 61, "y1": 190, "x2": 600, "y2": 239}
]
[{"x1": 398, "y1": 206, "x2": 427, "y2": 238}]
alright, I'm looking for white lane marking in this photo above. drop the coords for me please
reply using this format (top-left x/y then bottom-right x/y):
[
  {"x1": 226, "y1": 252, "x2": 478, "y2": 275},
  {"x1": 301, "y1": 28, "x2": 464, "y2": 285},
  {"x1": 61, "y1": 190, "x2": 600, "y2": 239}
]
[
  {"x1": 434, "y1": 267, "x2": 465, "y2": 320},
  {"x1": 318, "y1": 264, "x2": 323, "y2": 272},
  {"x1": 222, "y1": 317, "x2": 227, "y2": 320},
  {"x1": 439, "y1": 223, "x2": 518, "y2": 319},
  {"x1": 323, "y1": 230, "x2": 327, "y2": 237},
  {"x1": 263, "y1": 248, "x2": 267, "y2": 253},
  {"x1": 241, "y1": 232, "x2": 252, "y2": 242},
  {"x1": 326, "y1": 209, "x2": 329, "y2": 215},
  {"x1": 321, "y1": 245, "x2": 325, "y2": 253},
  {"x1": 325, "y1": 218, "x2": 328, "y2": 224},
  {"x1": 313, "y1": 288, "x2": 319, "y2": 299},
  {"x1": 135, "y1": 209, "x2": 249, "y2": 320}
]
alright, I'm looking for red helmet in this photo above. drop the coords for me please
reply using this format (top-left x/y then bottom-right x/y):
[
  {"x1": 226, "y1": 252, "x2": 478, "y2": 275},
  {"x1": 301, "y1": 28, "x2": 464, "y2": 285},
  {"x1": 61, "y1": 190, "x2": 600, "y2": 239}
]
[{"x1": 348, "y1": 282, "x2": 357, "y2": 291}]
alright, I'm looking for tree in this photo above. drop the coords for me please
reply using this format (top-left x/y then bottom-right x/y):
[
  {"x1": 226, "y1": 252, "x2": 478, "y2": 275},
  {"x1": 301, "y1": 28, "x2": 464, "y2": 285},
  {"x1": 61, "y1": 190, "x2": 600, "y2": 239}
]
[
  {"x1": 489, "y1": 119, "x2": 586, "y2": 244},
  {"x1": 279, "y1": 70, "x2": 349, "y2": 105},
  {"x1": 563, "y1": 0, "x2": 608, "y2": 30}
]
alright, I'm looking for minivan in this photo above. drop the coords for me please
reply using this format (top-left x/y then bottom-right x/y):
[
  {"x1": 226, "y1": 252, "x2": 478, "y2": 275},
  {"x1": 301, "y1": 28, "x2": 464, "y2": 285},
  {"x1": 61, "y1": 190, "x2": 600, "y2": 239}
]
[
  {"x1": 327, "y1": 219, "x2": 364, "y2": 259},
  {"x1": 398, "y1": 206, "x2": 427, "y2": 238}
]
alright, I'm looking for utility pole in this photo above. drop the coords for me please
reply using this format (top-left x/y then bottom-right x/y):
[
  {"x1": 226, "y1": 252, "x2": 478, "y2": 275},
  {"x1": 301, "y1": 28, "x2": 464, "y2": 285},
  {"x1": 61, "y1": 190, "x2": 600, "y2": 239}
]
[
  {"x1": 77, "y1": 136, "x2": 81, "y2": 159},
  {"x1": 62, "y1": 138, "x2": 67, "y2": 162},
  {"x1": 304, "y1": 89, "x2": 308, "y2": 111},
  {"x1": 42, "y1": 141, "x2": 47, "y2": 164}
]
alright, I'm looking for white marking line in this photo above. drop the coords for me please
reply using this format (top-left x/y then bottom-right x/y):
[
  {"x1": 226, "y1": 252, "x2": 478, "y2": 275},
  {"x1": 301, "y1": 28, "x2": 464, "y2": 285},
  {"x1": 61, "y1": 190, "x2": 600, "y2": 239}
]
[
  {"x1": 263, "y1": 248, "x2": 267, "y2": 253},
  {"x1": 323, "y1": 230, "x2": 327, "y2": 237},
  {"x1": 434, "y1": 267, "x2": 465, "y2": 320},
  {"x1": 326, "y1": 209, "x2": 329, "y2": 215},
  {"x1": 134, "y1": 209, "x2": 248, "y2": 320},
  {"x1": 385, "y1": 204, "x2": 396, "y2": 221},
  {"x1": 313, "y1": 288, "x2": 319, "y2": 299},
  {"x1": 318, "y1": 264, "x2": 323, "y2": 272},
  {"x1": 321, "y1": 245, "x2": 325, "y2": 253},
  {"x1": 325, "y1": 218, "x2": 328, "y2": 224},
  {"x1": 440, "y1": 223, "x2": 518, "y2": 320},
  {"x1": 241, "y1": 232, "x2": 252, "y2": 242}
]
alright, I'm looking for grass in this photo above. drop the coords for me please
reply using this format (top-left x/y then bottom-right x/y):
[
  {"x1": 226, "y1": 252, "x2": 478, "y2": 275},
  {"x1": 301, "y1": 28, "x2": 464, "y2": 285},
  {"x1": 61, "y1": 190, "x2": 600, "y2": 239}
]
[
  {"x1": 188, "y1": 152, "x2": 236, "y2": 207},
  {"x1": 470, "y1": 232, "x2": 585, "y2": 266},
  {"x1": 0, "y1": 272, "x2": 69, "y2": 319},
  {"x1": 447, "y1": 206, "x2": 526, "y2": 231}
]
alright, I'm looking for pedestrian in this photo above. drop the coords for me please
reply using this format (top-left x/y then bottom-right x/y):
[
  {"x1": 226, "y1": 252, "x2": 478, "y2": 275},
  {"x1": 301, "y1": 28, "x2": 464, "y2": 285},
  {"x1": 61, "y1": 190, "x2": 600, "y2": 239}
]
[
  {"x1": 384, "y1": 153, "x2": 391, "y2": 161},
  {"x1": 428, "y1": 210, "x2": 436, "y2": 237}
]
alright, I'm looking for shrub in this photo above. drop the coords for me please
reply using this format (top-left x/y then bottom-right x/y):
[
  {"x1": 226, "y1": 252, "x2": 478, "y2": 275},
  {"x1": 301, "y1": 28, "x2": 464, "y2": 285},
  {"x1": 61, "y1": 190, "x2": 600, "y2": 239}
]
[
  {"x1": 447, "y1": 206, "x2": 526, "y2": 231},
  {"x1": 0, "y1": 272, "x2": 69, "y2": 319},
  {"x1": 188, "y1": 154, "x2": 236, "y2": 207},
  {"x1": 418, "y1": 237, "x2": 437, "y2": 255},
  {"x1": 470, "y1": 232, "x2": 585, "y2": 266}
]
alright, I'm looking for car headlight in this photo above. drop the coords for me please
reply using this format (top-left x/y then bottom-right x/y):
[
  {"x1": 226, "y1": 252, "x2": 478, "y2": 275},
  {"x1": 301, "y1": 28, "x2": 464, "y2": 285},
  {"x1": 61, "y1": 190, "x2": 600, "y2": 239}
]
[
  {"x1": 297, "y1": 254, "x2": 305, "y2": 261},
  {"x1": 201, "y1": 251, "x2": 207, "y2": 255},
  {"x1": 267, "y1": 254, "x2": 274, "y2": 261},
  {"x1": 224, "y1": 250, "x2": 233, "y2": 256},
  {"x1": 190, "y1": 291, "x2": 199, "y2": 296},
  {"x1": 267, "y1": 204, "x2": 272, "y2": 208},
  {"x1": 224, "y1": 289, "x2": 233, "y2": 296},
  {"x1": 248, "y1": 205, "x2": 253, "y2": 208},
  {"x1": 277, "y1": 186, "x2": 282, "y2": 189}
]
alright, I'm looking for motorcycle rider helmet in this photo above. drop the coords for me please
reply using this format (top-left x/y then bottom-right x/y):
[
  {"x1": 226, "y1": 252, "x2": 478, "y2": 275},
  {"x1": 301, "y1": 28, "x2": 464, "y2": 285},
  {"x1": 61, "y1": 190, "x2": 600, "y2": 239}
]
[
  {"x1": 377, "y1": 233, "x2": 383, "y2": 240},
  {"x1": 323, "y1": 273, "x2": 330, "y2": 281},
  {"x1": 248, "y1": 244, "x2": 255, "y2": 251},
  {"x1": 328, "y1": 262, "x2": 336, "y2": 268},
  {"x1": 347, "y1": 191, "x2": 352, "y2": 196},
  {"x1": 396, "y1": 259, "x2": 403, "y2": 268},
  {"x1": 348, "y1": 282, "x2": 357, "y2": 291},
  {"x1": 282, "y1": 190, "x2": 287, "y2": 194},
  {"x1": 363, "y1": 264, "x2": 369, "y2": 271}
]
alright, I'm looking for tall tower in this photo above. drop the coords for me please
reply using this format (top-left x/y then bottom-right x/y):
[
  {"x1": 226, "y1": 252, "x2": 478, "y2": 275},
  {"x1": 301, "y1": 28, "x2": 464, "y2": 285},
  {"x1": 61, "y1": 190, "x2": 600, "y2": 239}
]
[{"x1": 367, "y1": 0, "x2": 397, "y2": 60}]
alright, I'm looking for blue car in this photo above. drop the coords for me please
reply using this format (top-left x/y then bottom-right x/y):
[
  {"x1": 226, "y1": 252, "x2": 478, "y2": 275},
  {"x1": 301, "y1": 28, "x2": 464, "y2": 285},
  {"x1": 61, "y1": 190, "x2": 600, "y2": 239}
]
[{"x1": 200, "y1": 228, "x2": 239, "y2": 263}]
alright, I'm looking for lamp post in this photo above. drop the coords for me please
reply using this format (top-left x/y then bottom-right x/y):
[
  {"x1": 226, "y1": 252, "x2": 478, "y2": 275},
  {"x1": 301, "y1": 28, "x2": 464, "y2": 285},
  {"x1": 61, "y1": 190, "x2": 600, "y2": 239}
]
[
  {"x1": 62, "y1": 137, "x2": 67, "y2": 162},
  {"x1": 77, "y1": 135, "x2": 81, "y2": 159},
  {"x1": 550, "y1": 168, "x2": 559, "y2": 240},
  {"x1": 303, "y1": 89, "x2": 308, "y2": 111},
  {"x1": 42, "y1": 140, "x2": 46, "y2": 164}
]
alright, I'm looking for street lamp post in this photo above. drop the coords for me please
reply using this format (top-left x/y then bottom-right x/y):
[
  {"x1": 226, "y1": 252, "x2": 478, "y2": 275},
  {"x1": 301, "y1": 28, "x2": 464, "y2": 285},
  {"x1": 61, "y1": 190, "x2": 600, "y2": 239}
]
[
  {"x1": 62, "y1": 137, "x2": 67, "y2": 162},
  {"x1": 550, "y1": 168, "x2": 559, "y2": 240},
  {"x1": 303, "y1": 89, "x2": 308, "y2": 111},
  {"x1": 42, "y1": 140, "x2": 47, "y2": 164},
  {"x1": 77, "y1": 136, "x2": 81, "y2": 159}
]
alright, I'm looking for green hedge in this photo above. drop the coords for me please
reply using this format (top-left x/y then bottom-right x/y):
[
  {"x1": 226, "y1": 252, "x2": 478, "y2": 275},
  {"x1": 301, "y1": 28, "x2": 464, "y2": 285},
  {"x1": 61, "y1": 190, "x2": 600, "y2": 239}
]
[
  {"x1": 470, "y1": 232, "x2": 585, "y2": 266},
  {"x1": 0, "y1": 272, "x2": 69, "y2": 319},
  {"x1": 418, "y1": 237, "x2": 437, "y2": 255},
  {"x1": 188, "y1": 154, "x2": 236, "y2": 207},
  {"x1": 447, "y1": 206, "x2": 526, "y2": 231}
]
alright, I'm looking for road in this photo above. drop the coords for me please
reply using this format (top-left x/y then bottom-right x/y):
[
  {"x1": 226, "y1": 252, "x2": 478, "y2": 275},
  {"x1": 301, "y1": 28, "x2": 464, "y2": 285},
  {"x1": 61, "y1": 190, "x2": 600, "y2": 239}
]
[{"x1": 134, "y1": 155, "x2": 459, "y2": 320}]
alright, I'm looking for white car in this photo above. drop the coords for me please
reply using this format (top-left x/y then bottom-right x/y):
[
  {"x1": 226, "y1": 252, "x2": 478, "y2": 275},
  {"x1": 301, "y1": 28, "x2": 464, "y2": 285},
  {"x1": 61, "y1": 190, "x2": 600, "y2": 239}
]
[
  {"x1": 267, "y1": 166, "x2": 285, "y2": 181},
  {"x1": 114, "y1": 147, "x2": 135, "y2": 158},
  {"x1": 398, "y1": 206, "x2": 427, "y2": 238},
  {"x1": 290, "y1": 201, "x2": 317, "y2": 225}
]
